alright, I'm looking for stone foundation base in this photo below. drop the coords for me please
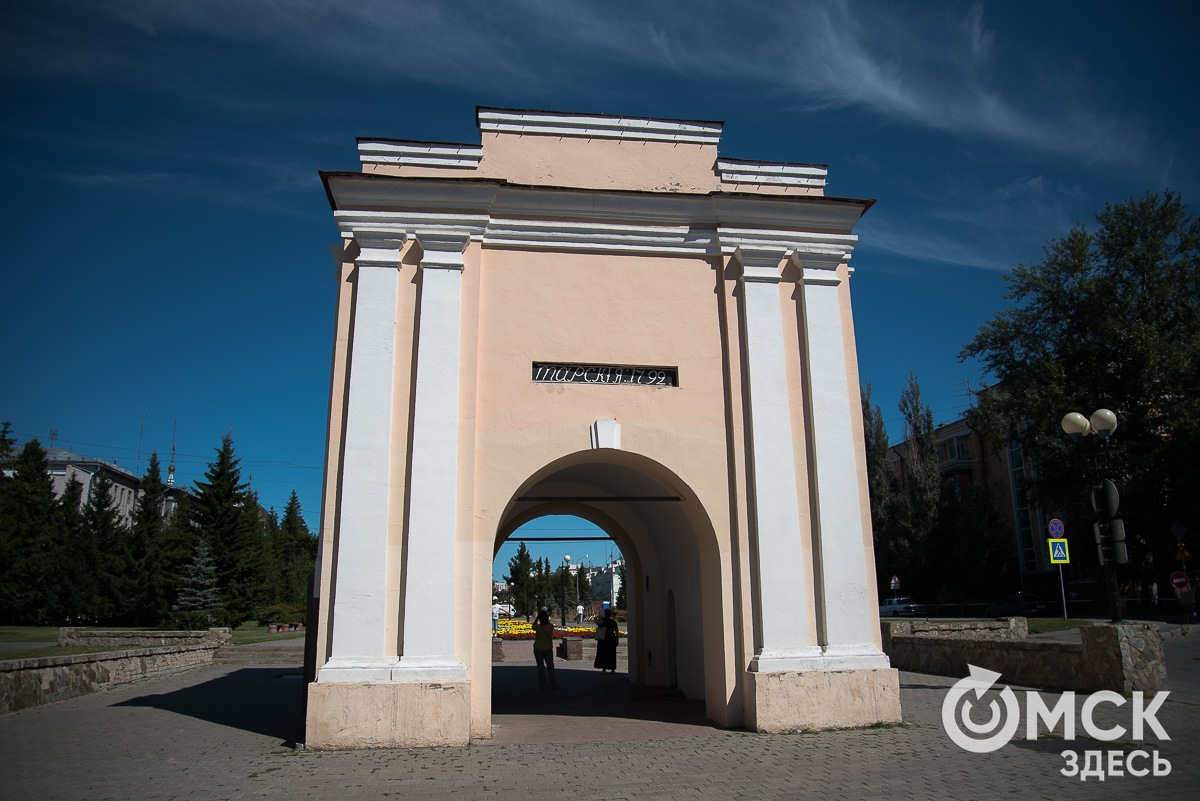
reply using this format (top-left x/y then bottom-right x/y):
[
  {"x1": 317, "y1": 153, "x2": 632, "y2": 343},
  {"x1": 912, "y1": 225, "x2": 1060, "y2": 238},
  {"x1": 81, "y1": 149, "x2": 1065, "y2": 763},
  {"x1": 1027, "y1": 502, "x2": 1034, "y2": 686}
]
[
  {"x1": 747, "y1": 668, "x2": 902, "y2": 733},
  {"x1": 305, "y1": 680, "x2": 470, "y2": 749}
]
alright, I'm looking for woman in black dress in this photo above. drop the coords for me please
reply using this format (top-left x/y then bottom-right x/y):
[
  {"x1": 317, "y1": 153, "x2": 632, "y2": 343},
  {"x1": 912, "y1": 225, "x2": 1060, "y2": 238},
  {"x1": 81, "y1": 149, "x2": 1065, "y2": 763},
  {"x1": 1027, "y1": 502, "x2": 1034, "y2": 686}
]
[{"x1": 593, "y1": 609, "x2": 619, "y2": 672}]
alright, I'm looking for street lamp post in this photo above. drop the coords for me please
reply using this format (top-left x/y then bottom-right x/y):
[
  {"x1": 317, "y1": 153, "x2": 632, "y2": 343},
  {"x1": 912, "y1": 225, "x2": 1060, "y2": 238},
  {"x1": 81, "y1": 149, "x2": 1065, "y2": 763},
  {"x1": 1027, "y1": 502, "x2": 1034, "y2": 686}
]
[
  {"x1": 1061, "y1": 408, "x2": 1126, "y2": 623},
  {"x1": 560, "y1": 555, "x2": 571, "y2": 626}
]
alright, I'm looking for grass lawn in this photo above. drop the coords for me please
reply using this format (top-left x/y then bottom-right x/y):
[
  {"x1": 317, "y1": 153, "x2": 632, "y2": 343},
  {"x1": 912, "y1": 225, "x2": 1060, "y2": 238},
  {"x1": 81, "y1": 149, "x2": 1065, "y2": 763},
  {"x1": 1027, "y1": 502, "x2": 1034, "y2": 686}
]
[
  {"x1": 0, "y1": 645, "x2": 135, "y2": 661},
  {"x1": 1026, "y1": 618, "x2": 1091, "y2": 634},
  {"x1": 229, "y1": 621, "x2": 305, "y2": 646},
  {"x1": 0, "y1": 626, "x2": 62, "y2": 642},
  {"x1": 0, "y1": 626, "x2": 162, "y2": 642}
]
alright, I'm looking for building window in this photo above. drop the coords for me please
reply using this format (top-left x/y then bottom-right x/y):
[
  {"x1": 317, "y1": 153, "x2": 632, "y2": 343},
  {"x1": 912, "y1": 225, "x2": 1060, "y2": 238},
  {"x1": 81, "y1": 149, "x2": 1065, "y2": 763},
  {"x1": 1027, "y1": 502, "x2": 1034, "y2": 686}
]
[{"x1": 939, "y1": 436, "x2": 971, "y2": 463}]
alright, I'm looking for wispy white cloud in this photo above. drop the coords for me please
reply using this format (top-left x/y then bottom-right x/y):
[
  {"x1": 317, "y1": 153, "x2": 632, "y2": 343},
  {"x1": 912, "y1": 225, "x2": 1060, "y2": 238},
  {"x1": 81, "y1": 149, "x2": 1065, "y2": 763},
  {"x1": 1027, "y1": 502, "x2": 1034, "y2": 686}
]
[
  {"x1": 4, "y1": 0, "x2": 1150, "y2": 167},
  {"x1": 853, "y1": 215, "x2": 1013, "y2": 271}
]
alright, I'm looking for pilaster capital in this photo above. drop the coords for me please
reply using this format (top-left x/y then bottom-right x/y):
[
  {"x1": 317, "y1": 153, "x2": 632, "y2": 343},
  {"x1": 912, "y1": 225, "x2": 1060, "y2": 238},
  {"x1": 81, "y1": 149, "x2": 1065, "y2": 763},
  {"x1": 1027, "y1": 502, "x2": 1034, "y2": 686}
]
[
  {"x1": 731, "y1": 245, "x2": 789, "y2": 284},
  {"x1": 792, "y1": 252, "x2": 850, "y2": 287},
  {"x1": 416, "y1": 231, "x2": 471, "y2": 271},
  {"x1": 353, "y1": 232, "x2": 407, "y2": 270}
]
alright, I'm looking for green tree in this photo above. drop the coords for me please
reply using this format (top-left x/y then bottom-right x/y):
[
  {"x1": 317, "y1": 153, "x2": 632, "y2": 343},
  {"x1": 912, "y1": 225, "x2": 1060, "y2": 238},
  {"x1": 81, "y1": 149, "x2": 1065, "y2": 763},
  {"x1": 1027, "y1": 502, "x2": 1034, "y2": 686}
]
[
  {"x1": 127, "y1": 452, "x2": 166, "y2": 625},
  {"x1": 616, "y1": 562, "x2": 627, "y2": 609},
  {"x1": 0, "y1": 420, "x2": 15, "y2": 470},
  {"x1": 0, "y1": 439, "x2": 60, "y2": 623},
  {"x1": 876, "y1": 372, "x2": 943, "y2": 600},
  {"x1": 962, "y1": 190, "x2": 1200, "y2": 591},
  {"x1": 55, "y1": 476, "x2": 94, "y2": 622},
  {"x1": 276, "y1": 491, "x2": 316, "y2": 605},
  {"x1": 85, "y1": 468, "x2": 130, "y2": 623},
  {"x1": 861, "y1": 382, "x2": 905, "y2": 599},
  {"x1": 503, "y1": 540, "x2": 537, "y2": 618},
  {"x1": 191, "y1": 433, "x2": 262, "y2": 623},
  {"x1": 172, "y1": 538, "x2": 224, "y2": 628},
  {"x1": 157, "y1": 492, "x2": 198, "y2": 615}
]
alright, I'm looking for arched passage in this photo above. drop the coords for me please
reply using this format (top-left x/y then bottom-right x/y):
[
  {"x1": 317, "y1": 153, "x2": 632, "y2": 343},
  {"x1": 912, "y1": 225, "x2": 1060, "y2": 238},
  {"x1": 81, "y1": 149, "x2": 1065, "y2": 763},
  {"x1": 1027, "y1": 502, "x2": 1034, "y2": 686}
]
[{"x1": 490, "y1": 450, "x2": 729, "y2": 721}]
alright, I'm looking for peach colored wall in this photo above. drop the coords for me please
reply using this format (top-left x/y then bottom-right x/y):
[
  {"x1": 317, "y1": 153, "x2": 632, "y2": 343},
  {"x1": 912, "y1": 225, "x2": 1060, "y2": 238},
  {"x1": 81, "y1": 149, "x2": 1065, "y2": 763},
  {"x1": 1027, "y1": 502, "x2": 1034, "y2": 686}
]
[
  {"x1": 314, "y1": 249, "x2": 355, "y2": 672},
  {"x1": 839, "y1": 264, "x2": 884, "y2": 650},
  {"x1": 362, "y1": 132, "x2": 822, "y2": 197}
]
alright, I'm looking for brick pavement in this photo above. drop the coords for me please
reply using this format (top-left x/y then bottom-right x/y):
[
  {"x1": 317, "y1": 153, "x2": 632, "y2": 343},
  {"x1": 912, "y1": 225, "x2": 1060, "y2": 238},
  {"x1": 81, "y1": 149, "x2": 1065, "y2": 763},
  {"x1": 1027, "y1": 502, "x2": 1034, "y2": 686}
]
[{"x1": 2, "y1": 634, "x2": 1197, "y2": 800}]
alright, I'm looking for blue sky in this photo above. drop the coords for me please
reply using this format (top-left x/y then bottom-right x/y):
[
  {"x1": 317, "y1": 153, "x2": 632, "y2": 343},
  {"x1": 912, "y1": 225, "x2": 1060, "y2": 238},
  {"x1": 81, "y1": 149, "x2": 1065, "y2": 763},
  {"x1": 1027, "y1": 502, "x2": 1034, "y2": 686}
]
[{"x1": 2, "y1": 1, "x2": 1196, "y2": 574}]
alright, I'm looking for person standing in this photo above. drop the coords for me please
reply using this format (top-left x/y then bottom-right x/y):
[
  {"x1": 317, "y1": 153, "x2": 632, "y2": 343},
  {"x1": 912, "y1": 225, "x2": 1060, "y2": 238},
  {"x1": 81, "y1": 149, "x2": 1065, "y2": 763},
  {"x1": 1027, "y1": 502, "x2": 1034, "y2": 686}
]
[
  {"x1": 593, "y1": 608, "x2": 619, "y2": 673},
  {"x1": 532, "y1": 608, "x2": 560, "y2": 690},
  {"x1": 576, "y1": 604, "x2": 584, "y2": 623},
  {"x1": 491, "y1": 597, "x2": 501, "y2": 633}
]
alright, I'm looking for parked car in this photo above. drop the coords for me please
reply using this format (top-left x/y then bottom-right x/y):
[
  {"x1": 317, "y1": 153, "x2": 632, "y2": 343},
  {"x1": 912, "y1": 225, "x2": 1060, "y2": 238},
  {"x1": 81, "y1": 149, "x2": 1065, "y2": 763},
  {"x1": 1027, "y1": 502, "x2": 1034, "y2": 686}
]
[
  {"x1": 879, "y1": 597, "x2": 928, "y2": 617},
  {"x1": 986, "y1": 593, "x2": 1050, "y2": 617}
]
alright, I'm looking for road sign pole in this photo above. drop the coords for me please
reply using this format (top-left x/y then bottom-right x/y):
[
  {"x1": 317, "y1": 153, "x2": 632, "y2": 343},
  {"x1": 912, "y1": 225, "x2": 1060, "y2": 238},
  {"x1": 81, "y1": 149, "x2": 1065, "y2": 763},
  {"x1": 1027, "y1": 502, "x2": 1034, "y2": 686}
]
[{"x1": 1058, "y1": 564, "x2": 1067, "y2": 620}]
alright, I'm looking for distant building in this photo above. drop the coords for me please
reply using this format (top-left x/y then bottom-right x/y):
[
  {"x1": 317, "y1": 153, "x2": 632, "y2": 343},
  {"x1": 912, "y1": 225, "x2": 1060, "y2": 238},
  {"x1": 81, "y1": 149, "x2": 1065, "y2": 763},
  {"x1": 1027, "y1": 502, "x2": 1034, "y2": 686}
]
[
  {"x1": 888, "y1": 416, "x2": 1096, "y2": 599},
  {"x1": 45, "y1": 447, "x2": 194, "y2": 526},
  {"x1": 590, "y1": 559, "x2": 625, "y2": 608}
]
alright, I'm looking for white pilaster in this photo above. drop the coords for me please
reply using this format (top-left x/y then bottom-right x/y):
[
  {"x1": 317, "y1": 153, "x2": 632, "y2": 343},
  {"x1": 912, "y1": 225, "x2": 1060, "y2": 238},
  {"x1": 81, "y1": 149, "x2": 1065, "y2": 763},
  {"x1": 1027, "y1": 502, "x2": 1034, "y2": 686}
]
[
  {"x1": 322, "y1": 233, "x2": 405, "y2": 682},
  {"x1": 737, "y1": 247, "x2": 824, "y2": 673},
  {"x1": 799, "y1": 258, "x2": 889, "y2": 670},
  {"x1": 393, "y1": 232, "x2": 471, "y2": 682}
]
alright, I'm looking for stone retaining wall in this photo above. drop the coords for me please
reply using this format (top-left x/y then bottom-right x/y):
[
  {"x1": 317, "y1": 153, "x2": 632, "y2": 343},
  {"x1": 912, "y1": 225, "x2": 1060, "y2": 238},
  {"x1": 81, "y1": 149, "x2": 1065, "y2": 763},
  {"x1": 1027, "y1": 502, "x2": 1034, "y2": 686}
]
[
  {"x1": 882, "y1": 619, "x2": 1167, "y2": 693},
  {"x1": 58, "y1": 627, "x2": 231, "y2": 648},
  {"x1": 1, "y1": 643, "x2": 219, "y2": 714}
]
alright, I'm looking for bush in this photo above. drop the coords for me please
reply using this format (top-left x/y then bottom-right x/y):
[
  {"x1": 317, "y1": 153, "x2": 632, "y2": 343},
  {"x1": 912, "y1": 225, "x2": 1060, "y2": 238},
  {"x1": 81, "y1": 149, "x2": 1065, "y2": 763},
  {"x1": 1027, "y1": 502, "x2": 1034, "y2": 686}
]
[
  {"x1": 169, "y1": 608, "x2": 227, "y2": 630},
  {"x1": 258, "y1": 602, "x2": 306, "y2": 626}
]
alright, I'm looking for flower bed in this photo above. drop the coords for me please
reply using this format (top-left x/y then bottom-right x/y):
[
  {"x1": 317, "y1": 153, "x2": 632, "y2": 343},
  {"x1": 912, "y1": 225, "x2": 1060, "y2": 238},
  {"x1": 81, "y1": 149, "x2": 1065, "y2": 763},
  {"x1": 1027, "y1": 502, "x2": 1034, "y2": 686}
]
[{"x1": 495, "y1": 619, "x2": 623, "y2": 641}]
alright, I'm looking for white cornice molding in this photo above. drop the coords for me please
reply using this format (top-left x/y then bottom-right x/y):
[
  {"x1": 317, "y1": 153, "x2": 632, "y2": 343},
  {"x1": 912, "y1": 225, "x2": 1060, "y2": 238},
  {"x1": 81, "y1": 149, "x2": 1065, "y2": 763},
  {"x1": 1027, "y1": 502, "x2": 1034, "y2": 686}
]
[
  {"x1": 358, "y1": 140, "x2": 482, "y2": 169},
  {"x1": 477, "y1": 108, "x2": 723, "y2": 145},
  {"x1": 335, "y1": 210, "x2": 489, "y2": 242},
  {"x1": 717, "y1": 159, "x2": 827, "y2": 188}
]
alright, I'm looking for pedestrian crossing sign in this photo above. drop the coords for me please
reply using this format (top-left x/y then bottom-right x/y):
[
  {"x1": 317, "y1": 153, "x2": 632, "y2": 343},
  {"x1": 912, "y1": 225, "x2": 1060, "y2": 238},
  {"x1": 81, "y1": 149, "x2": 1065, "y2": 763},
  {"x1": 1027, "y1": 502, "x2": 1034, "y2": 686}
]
[{"x1": 1048, "y1": 538, "x2": 1070, "y2": 564}]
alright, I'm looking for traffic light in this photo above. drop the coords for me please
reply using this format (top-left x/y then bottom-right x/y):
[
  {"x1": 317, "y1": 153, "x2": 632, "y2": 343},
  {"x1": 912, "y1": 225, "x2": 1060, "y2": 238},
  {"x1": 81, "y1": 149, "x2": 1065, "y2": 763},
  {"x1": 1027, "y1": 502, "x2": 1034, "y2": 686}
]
[{"x1": 1093, "y1": 520, "x2": 1128, "y2": 566}]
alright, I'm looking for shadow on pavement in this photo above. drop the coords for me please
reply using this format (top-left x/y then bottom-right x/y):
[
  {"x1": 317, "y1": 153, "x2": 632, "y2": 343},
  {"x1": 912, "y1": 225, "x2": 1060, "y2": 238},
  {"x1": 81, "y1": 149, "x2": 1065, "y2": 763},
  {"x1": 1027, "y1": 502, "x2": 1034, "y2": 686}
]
[
  {"x1": 114, "y1": 667, "x2": 306, "y2": 745},
  {"x1": 492, "y1": 664, "x2": 716, "y2": 727}
]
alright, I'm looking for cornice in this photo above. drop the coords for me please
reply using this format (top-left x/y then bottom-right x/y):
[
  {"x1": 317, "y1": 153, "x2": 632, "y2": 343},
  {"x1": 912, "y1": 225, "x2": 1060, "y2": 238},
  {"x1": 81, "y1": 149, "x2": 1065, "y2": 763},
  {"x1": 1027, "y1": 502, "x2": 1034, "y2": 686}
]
[
  {"x1": 322, "y1": 175, "x2": 867, "y2": 262},
  {"x1": 358, "y1": 139, "x2": 482, "y2": 169},
  {"x1": 717, "y1": 158, "x2": 827, "y2": 189},
  {"x1": 476, "y1": 108, "x2": 722, "y2": 145}
]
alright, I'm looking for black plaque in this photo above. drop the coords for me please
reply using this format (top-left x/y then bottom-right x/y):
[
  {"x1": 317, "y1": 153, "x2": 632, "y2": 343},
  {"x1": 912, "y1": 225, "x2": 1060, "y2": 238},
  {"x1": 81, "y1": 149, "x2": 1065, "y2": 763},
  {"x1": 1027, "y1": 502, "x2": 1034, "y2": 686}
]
[{"x1": 532, "y1": 362, "x2": 678, "y2": 387}]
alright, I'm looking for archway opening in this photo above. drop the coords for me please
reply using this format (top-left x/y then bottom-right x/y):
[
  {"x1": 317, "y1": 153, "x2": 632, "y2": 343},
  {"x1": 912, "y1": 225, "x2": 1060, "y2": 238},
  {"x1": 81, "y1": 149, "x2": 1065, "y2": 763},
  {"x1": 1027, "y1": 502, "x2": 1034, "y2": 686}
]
[{"x1": 484, "y1": 455, "x2": 726, "y2": 744}]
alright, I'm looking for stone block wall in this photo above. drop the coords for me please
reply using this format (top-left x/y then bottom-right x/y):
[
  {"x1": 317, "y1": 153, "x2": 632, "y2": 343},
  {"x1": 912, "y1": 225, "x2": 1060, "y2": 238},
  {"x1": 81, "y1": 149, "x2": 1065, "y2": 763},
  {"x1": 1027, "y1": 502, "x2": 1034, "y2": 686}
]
[
  {"x1": 883, "y1": 618, "x2": 1168, "y2": 693},
  {"x1": 1, "y1": 643, "x2": 219, "y2": 714},
  {"x1": 58, "y1": 627, "x2": 232, "y2": 648},
  {"x1": 880, "y1": 618, "x2": 1027, "y2": 654}
]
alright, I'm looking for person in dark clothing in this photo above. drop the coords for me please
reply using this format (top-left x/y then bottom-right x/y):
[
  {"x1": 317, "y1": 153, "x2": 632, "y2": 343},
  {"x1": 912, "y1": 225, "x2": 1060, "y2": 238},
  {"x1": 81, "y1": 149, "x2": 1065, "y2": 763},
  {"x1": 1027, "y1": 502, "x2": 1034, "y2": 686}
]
[
  {"x1": 532, "y1": 608, "x2": 560, "y2": 690},
  {"x1": 593, "y1": 609, "x2": 619, "y2": 672}
]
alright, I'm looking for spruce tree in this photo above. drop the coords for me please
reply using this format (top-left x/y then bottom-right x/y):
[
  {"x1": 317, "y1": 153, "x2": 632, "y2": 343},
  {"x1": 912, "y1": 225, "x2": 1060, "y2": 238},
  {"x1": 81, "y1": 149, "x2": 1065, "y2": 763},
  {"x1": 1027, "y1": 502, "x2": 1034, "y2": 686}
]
[
  {"x1": 128, "y1": 452, "x2": 166, "y2": 625},
  {"x1": 0, "y1": 420, "x2": 15, "y2": 471},
  {"x1": 278, "y1": 491, "x2": 315, "y2": 604},
  {"x1": 192, "y1": 433, "x2": 261, "y2": 624},
  {"x1": 85, "y1": 468, "x2": 130, "y2": 623},
  {"x1": 157, "y1": 492, "x2": 198, "y2": 618},
  {"x1": 504, "y1": 541, "x2": 537, "y2": 617},
  {"x1": 172, "y1": 538, "x2": 223, "y2": 628},
  {"x1": 0, "y1": 440, "x2": 60, "y2": 623},
  {"x1": 55, "y1": 477, "x2": 94, "y2": 622}
]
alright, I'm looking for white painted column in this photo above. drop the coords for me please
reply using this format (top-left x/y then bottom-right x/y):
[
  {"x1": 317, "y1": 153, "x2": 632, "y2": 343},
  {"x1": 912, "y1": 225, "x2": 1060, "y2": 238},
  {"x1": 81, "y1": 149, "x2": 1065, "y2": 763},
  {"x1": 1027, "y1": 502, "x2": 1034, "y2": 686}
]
[
  {"x1": 737, "y1": 247, "x2": 823, "y2": 673},
  {"x1": 799, "y1": 258, "x2": 889, "y2": 670},
  {"x1": 322, "y1": 233, "x2": 405, "y2": 681},
  {"x1": 393, "y1": 232, "x2": 470, "y2": 682}
]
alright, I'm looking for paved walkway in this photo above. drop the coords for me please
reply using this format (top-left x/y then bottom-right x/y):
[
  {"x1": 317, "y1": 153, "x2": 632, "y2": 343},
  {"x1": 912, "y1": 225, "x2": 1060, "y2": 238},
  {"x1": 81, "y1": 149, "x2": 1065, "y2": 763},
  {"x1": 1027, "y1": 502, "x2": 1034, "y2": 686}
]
[{"x1": 1, "y1": 635, "x2": 1197, "y2": 799}]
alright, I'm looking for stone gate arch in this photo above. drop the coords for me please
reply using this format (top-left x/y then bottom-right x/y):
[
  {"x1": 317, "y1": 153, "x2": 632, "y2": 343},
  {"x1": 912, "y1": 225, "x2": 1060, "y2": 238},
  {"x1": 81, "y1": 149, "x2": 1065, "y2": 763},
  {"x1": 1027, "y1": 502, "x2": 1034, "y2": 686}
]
[{"x1": 305, "y1": 106, "x2": 902, "y2": 749}]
